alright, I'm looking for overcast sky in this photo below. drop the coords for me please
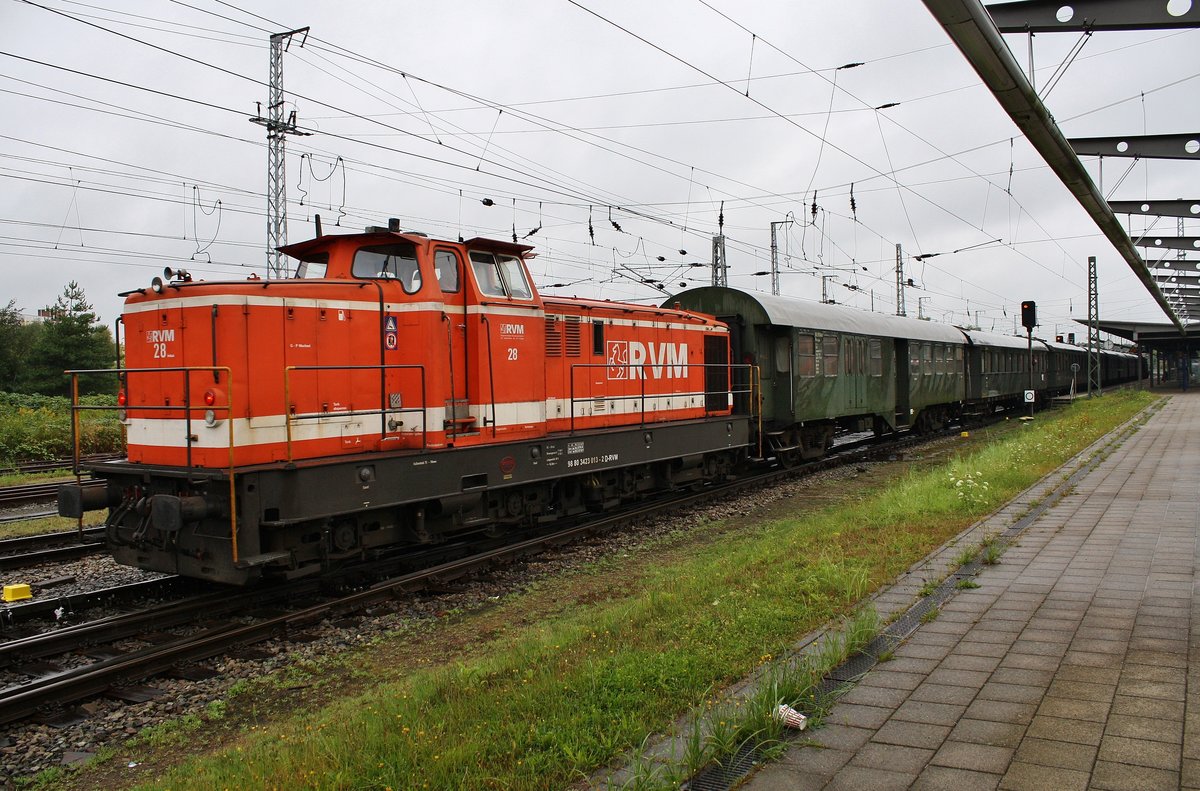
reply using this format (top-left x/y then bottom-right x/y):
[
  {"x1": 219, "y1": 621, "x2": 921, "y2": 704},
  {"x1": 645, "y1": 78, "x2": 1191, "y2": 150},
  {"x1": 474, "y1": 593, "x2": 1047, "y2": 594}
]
[{"x1": 1, "y1": 0, "x2": 1197, "y2": 341}]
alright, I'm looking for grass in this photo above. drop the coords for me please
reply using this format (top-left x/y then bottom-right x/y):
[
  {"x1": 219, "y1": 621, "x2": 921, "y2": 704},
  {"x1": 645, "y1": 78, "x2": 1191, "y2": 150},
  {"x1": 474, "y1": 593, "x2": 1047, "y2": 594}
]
[
  {"x1": 60, "y1": 389, "x2": 1153, "y2": 791},
  {"x1": 0, "y1": 513, "x2": 104, "y2": 540},
  {"x1": 637, "y1": 609, "x2": 880, "y2": 786},
  {"x1": 0, "y1": 469, "x2": 76, "y2": 487}
]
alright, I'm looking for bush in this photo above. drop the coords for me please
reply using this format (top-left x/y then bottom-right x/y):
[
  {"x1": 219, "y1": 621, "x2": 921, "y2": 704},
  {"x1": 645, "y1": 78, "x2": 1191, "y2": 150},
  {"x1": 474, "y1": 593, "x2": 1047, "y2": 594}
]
[{"x1": 0, "y1": 392, "x2": 123, "y2": 463}]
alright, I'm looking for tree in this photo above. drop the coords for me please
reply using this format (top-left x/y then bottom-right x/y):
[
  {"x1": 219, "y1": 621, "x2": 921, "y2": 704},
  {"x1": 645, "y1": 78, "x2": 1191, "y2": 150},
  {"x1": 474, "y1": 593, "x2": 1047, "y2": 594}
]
[
  {"x1": 0, "y1": 300, "x2": 33, "y2": 392},
  {"x1": 20, "y1": 282, "x2": 116, "y2": 396}
]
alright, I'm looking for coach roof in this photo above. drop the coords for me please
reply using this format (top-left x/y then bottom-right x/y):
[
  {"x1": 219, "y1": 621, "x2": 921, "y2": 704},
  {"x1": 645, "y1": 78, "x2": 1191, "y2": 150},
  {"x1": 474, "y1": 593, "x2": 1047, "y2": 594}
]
[
  {"x1": 669, "y1": 287, "x2": 967, "y2": 344},
  {"x1": 960, "y1": 328, "x2": 1038, "y2": 350}
]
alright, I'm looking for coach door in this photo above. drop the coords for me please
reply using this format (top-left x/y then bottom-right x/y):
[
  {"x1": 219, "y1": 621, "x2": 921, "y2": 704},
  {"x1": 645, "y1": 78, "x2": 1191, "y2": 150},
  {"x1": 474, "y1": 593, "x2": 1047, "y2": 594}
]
[
  {"x1": 895, "y1": 339, "x2": 912, "y2": 428},
  {"x1": 846, "y1": 336, "x2": 867, "y2": 411}
]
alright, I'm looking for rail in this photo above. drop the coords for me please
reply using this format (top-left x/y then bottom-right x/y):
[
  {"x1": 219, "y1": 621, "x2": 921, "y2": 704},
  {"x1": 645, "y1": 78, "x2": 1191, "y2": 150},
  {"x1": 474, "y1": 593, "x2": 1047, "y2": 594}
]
[
  {"x1": 65, "y1": 365, "x2": 239, "y2": 562},
  {"x1": 565, "y1": 363, "x2": 753, "y2": 432},
  {"x1": 282, "y1": 363, "x2": 428, "y2": 461}
]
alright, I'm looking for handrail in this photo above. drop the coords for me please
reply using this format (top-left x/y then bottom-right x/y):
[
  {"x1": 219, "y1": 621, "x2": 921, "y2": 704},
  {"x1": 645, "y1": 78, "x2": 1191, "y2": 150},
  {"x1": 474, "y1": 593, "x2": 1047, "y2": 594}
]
[
  {"x1": 282, "y1": 363, "x2": 427, "y2": 461},
  {"x1": 565, "y1": 363, "x2": 752, "y2": 433},
  {"x1": 65, "y1": 365, "x2": 238, "y2": 562}
]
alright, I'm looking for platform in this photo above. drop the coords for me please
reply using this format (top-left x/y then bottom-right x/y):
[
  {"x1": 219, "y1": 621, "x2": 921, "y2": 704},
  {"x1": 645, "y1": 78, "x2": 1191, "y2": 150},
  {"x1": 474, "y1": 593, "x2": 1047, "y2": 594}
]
[{"x1": 743, "y1": 391, "x2": 1199, "y2": 790}]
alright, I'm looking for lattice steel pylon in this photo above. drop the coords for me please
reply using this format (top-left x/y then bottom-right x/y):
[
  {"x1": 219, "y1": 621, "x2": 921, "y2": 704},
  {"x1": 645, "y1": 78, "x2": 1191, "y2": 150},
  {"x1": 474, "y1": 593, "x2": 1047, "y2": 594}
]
[
  {"x1": 1087, "y1": 255, "x2": 1102, "y2": 397},
  {"x1": 711, "y1": 235, "x2": 727, "y2": 287},
  {"x1": 895, "y1": 243, "x2": 906, "y2": 317},
  {"x1": 250, "y1": 27, "x2": 310, "y2": 279}
]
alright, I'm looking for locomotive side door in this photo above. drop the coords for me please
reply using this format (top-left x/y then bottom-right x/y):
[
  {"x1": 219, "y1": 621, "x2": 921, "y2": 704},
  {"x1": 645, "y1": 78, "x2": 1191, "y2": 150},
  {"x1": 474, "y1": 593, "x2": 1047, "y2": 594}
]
[
  {"x1": 465, "y1": 248, "x2": 547, "y2": 439},
  {"x1": 433, "y1": 248, "x2": 469, "y2": 430}
]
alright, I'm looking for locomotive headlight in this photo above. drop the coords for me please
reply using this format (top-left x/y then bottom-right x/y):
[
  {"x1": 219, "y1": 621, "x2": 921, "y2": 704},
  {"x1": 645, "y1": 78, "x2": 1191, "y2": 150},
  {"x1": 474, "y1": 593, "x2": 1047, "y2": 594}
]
[
  {"x1": 151, "y1": 276, "x2": 164, "y2": 294},
  {"x1": 201, "y1": 388, "x2": 225, "y2": 426}
]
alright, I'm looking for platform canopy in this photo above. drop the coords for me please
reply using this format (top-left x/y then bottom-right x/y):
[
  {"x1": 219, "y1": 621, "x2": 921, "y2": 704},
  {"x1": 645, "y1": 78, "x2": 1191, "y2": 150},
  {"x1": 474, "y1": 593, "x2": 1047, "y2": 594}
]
[{"x1": 1084, "y1": 320, "x2": 1200, "y2": 354}]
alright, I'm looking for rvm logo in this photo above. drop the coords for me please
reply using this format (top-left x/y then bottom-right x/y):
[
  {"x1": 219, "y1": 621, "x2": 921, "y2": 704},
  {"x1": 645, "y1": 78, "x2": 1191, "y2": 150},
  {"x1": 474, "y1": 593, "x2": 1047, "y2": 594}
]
[{"x1": 606, "y1": 340, "x2": 687, "y2": 380}]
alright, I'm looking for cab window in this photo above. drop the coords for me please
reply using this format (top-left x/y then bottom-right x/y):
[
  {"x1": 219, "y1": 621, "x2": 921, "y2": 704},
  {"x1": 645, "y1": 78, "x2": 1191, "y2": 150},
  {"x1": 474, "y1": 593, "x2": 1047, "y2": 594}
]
[
  {"x1": 293, "y1": 253, "x2": 328, "y2": 279},
  {"x1": 470, "y1": 251, "x2": 533, "y2": 299},
  {"x1": 353, "y1": 243, "x2": 423, "y2": 294},
  {"x1": 470, "y1": 252, "x2": 507, "y2": 297},
  {"x1": 499, "y1": 255, "x2": 532, "y2": 299},
  {"x1": 434, "y1": 249, "x2": 460, "y2": 293}
]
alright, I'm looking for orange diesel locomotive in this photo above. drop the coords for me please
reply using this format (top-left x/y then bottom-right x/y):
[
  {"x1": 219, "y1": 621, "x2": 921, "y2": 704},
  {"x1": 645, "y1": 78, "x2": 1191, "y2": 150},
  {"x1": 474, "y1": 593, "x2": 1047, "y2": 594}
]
[{"x1": 60, "y1": 223, "x2": 748, "y2": 584}]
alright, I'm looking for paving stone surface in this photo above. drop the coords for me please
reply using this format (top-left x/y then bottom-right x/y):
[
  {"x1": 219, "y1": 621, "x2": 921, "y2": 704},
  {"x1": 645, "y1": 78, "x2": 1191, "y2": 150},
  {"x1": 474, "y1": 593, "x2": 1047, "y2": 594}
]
[{"x1": 738, "y1": 391, "x2": 1200, "y2": 790}]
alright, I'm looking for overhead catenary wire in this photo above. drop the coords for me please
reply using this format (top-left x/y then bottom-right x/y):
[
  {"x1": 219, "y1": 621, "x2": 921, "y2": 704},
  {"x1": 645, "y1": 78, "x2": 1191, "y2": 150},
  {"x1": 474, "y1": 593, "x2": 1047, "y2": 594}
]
[{"x1": 6, "y1": 0, "x2": 1187, "y2": 325}]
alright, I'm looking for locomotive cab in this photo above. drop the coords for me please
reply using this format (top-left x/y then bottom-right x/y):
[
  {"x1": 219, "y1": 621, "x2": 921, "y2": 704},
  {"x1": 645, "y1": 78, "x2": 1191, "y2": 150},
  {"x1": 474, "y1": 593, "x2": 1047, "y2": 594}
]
[{"x1": 280, "y1": 230, "x2": 548, "y2": 451}]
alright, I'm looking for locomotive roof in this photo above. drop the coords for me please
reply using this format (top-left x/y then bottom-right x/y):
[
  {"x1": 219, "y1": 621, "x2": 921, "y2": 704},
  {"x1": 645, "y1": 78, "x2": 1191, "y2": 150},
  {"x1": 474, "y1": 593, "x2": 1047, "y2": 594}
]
[
  {"x1": 279, "y1": 231, "x2": 535, "y2": 260},
  {"x1": 667, "y1": 287, "x2": 966, "y2": 344},
  {"x1": 542, "y1": 296, "x2": 724, "y2": 326}
]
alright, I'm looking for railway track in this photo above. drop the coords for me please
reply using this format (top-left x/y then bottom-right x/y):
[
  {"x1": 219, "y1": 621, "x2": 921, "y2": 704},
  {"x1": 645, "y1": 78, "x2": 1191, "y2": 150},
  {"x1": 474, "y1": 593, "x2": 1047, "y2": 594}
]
[
  {"x1": 0, "y1": 454, "x2": 122, "y2": 477},
  {"x1": 0, "y1": 527, "x2": 107, "y2": 572},
  {"x1": 0, "y1": 422, "x2": 960, "y2": 727},
  {"x1": 0, "y1": 479, "x2": 105, "y2": 510}
]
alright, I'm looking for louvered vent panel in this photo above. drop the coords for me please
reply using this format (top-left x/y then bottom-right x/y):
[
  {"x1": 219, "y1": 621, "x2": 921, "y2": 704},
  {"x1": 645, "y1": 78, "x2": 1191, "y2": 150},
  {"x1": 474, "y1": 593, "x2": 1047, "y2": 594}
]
[
  {"x1": 545, "y1": 316, "x2": 562, "y2": 357},
  {"x1": 565, "y1": 316, "x2": 582, "y2": 357}
]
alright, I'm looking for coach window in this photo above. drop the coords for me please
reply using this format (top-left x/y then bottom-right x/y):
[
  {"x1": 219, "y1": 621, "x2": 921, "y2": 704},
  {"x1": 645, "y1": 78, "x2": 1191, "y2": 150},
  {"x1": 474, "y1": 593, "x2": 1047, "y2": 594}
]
[
  {"x1": 775, "y1": 336, "x2": 791, "y2": 373},
  {"x1": 434, "y1": 249, "x2": 460, "y2": 293},
  {"x1": 353, "y1": 243, "x2": 423, "y2": 294},
  {"x1": 593, "y1": 321, "x2": 604, "y2": 355},
  {"x1": 869, "y1": 339, "x2": 882, "y2": 376},
  {"x1": 796, "y1": 334, "x2": 815, "y2": 377},
  {"x1": 934, "y1": 345, "x2": 944, "y2": 375},
  {"x1": 822, "y1": 335, "x2": 839, "y2": 377},
  {"x1": 921, "y1": 343, "x2": 932, "y2": 376}
]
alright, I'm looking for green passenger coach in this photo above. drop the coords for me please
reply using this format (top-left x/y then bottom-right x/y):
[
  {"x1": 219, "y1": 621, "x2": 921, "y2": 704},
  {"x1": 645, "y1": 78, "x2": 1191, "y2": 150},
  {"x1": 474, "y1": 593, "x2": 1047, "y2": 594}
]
[{"x1": 669, "y1": 287, "x2": 968, "y2": 464}]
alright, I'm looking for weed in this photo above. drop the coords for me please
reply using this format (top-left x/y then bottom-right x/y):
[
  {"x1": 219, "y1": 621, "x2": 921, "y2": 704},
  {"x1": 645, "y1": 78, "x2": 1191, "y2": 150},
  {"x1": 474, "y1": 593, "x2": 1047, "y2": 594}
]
[
  {"x1": 981, "y1": 544, "x2": 1003, "y2": 565},
  {"x1": 225, "y1": 678, "x2": 251, "y2": 698},
  {"x1": 955, "y1": 578, "x2": 981, "y2": 590},
  {"x1": 920, "y1": 607, "x2": 940, "y2": 624},
  {"x1": 16, "y1": 765, "x2": 65, "y2": 789},
  {"x1": 918, "y1": 579, "x2": 938, "y2": 597}
]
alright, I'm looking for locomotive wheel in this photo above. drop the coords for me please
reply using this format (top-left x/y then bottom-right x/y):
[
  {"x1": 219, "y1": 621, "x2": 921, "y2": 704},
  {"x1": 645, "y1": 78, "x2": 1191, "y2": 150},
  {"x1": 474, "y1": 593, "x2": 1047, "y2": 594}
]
[
  {"x1": 331, "y1": 522, "x2": 358, "y2": 552},
  {"x1": 504, "y1": 491, "x2": 524, "y2": 518}
]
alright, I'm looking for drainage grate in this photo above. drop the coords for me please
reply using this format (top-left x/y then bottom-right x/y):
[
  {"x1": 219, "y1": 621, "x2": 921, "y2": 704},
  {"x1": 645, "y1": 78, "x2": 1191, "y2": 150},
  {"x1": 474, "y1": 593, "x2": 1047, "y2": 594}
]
[
  {"x1": 827, "y1": 649, "x2": 876, "y2": 682},
  {"x1": 683, "y1": 743, "x2": 760, "y2": 791}
]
